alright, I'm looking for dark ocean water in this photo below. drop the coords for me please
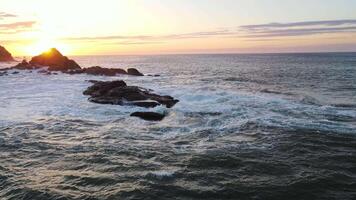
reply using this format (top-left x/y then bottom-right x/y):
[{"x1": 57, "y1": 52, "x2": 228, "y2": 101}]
[{"x1": 0, "y1": 53, "x2": 356, "y2": 199}]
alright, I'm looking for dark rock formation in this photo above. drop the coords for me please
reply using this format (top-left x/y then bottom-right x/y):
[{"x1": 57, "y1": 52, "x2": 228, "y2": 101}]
[
  {"x1": 84, "y1": 66, "x2": 126, "y2": 76},
  {"x1": 127, "y1": 68, "x2": 144, "y2": 76},
  {"x1": 147, "y1": 74, "x2": 161, "y2": 77},
  {"x1": 29, "y1": 48, "x2": 81, "y2": 72},
  {"x1": 84, "y1": 80, "x2": 179, "y2": 108},
  {"x1": 81, "y1": 66, "x2": 127, "y2": 76},
  {"x1": 12, "y1": 60, "x2": 37, "y2": 70},
  {"x1": 38, "y1": 69, "x2": 52, "y2": 75},
  {"x1": 130, "y1": 112, "x2": 165, "y2": 121},
  {"x1": 0, "y1": 45, "x2": 14, "y2": 62},
  {"x1": 5, "y1": 48, "x2": 145, "y2": 77}
]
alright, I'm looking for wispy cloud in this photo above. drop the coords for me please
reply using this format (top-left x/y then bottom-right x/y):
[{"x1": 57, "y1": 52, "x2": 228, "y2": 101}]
[
  {"x1": 60, "y1": 19, "x2": 356, "y2": 45},
  {"x1": 114, "y1": 41, "x2": 165, "y2": 45},
  {"x1": 240, "y1": 19, "x2": 356, "y2": 38},
  {"x1": 0, "y1": 21, "x2": 36, "y2": 29},
  {"x1": 63, "y1": 29, "x2": 237, "y2": 42},
  {"x1": 0, "y1": 21, "x2": 36, "y2": 35},
  {"x1": 240, "y1": 20, "x2": 356, "y2": 29},
  {"x1": 0, "y1": 12, "x2": 17, "y2": 19}
]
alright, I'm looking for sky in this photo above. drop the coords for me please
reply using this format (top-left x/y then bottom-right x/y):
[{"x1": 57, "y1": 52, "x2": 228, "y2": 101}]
[{"x1": 1, "y1": 0, "x2": 356, "y2": 56}]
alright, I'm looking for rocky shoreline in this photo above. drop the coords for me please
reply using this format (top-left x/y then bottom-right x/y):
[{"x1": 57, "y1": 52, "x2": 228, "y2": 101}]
[
  {"x1": 0, "y1": 47, "x2": 178, "y2": 121},
  {"x1": 1, "y1": 48, "x2": 144, "y2": 76}
]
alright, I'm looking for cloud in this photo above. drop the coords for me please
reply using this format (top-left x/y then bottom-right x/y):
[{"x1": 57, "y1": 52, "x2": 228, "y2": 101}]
[
  {"x1": 0, "y1": 12, "x2": 17, "y2": 19},
  {"x1": 114, "y1": 41, "x2": 165, "y2": 45},
  {"x1": 0, "y1": 21, "x2": 36, "y2": 35},
  {"x1": 0, "y1": 21, "x2": 36, "y2": 29},
  {"x1": 240, "y1": 19, "x2": 356, "y2": 38},
  {"x1": 62, "y1": 29, "x2": 238, "y2": 44},
  {"x1": 240, "y1": 20, "x2": 356, "y2": 29},
  {"x1": 62, "y1": 19, "x2": 356, "y2": 45},
  {"x1": 0, "y1": 12, "x2": 36, "y2": 34}
]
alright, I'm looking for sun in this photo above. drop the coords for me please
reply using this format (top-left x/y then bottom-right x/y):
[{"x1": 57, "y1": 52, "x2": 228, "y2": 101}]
[{"x1": 26, "y1": 39, "x2": 71, "y2": 56}]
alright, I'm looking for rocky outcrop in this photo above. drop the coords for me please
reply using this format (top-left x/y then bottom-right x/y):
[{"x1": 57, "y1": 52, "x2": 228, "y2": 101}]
[
  {"x1": 0, "y1": 45, "x2": 14, "y2": 62},
  {"x1": 130, "y1": 112, "x2": 165, "y2": 121},
  {"x1": 6, "y1": 48, "x2": 144, "y2": 77},
  {"x1": 127, "y1": 68, "x2": 144, "y2": 76},
  {"x1": 29, "y1": 48, "x2": 81, "y2": 71},
  {"x1": 66, "y1": 66, "x2": 127, "y2": 76},
  {"x1": 12, "y1": 60, "x2": 37, "y2": 70},
  {"x1": 84, "y1": 80, "x2": 179, "y2": 108}
]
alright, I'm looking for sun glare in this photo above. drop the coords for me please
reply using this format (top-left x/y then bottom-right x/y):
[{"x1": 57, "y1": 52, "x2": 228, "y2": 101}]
[{"x1": 26, "y1": 39, "x2": 71, "y2": 56}]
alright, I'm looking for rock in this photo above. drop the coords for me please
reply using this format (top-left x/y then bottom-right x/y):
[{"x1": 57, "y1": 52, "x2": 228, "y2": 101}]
[
  {"x1": 127, "y1": 68, "x2": 144, "y2": 76},
  {"x1": 37, "y1": 69, "x2": 52, "y2": 75},
  {"x1": 38, "y1": 69, "x2": 48, "y2": 74},
  {"x1": 4, "y1": 50, "x2": 144, "y2": 77},
  {"x1": 131, "y1": 101, "x2": 160, "y2": 108},
  {"x1": 3, "y1": 48, "x2": 146, "y2": 77},
  {"x1": 29, "y1": 48, "x2": 81, "y2": 72},
  {"x1": 83, "y1": 80, "x2": 179, "y2": 108},
  {"x1": 0, "y1": 45, "x2": 14, "y2": 62},
  {"x1": 11, "y1": 71, "x2": 19, "y2": 74},
  {"x1": 130, "y1": 112, "x2": 166, "y2": 121},
  {"x1": 0, "y1": 71, "x2": 8, "y2": 76},
  {"x1": 12, "y1": 60, "x2": 36, "y2": 70},
  {"x1": 83, "y1": 80, "x2": 127, "y2": 96},
  {"x1": 82, "y1": 66, "x2": 127, "y2": 76},
  {"x1": 147, "y1": 74, "x2": 161, "y2": 77}
]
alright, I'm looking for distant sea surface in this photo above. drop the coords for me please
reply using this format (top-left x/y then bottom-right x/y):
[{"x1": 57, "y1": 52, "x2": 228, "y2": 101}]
[{"x1": 1, "y1": 53, "x2": 356, "y2": 200}]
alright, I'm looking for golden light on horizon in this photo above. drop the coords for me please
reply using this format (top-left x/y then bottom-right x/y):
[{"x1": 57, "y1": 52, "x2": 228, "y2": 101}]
[{"x1": 25, "y1": 38, "x2": 71, "y2": 56}]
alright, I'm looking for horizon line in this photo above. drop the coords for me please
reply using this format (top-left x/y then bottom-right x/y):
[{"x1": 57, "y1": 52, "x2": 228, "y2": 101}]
[{"x1": 12, "y1": 50, "x2": 356, "y2": 58}]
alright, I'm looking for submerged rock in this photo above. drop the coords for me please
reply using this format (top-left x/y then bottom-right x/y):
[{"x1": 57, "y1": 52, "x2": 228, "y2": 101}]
[
  {"x1": 127, "y1": 68, "x2": 144, "y2": 76},
  {"x1": 29, "y1": 48, "x2": 81, "y2": 72},
  {"x1": 130, "y1": 112, "x2": 166, "y2": 121},
  {"x1": 0, "y1": 45, "x2": 14, "y2": 62},
  {"x1": 84, "y1": 80, "x2": 179, "y2": 108}
]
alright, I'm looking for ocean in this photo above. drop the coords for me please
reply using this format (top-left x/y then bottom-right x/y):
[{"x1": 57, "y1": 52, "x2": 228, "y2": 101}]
[{"x1": 0, "y1": 53, "x2": 356, "y2": 199}]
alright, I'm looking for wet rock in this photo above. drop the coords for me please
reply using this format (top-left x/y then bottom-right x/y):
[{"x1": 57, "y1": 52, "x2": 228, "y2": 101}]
[
  {"x1": 65, "y1": 66, "x2": 140, "y2": 77},
  {"x1": 4, "y1": 50, "x2": 144, "y2": 77},
  {"x1": 147, "y1": 74, "x2": 161, "y2": 77},
  {"x1": 38, "y1": 69, "x2": 52, "y2": 75},
  {"x1": 38, "y1": 69, "x2": 48, "y2": 73},
  {"x1": 82, "y1": 66, "x2": 127, "y2": 76},
  {"x1": 12, "y1": 60, "x2": 36, "y2": 70},
  {"x1": 130, "y1": 112, "x2": 165, "y2": 121},
  {"x1": 83, "y1": 80, "x2": 127, "y2": 95},
  {"x1": 29, "y1": 48, "x2": 81, "y2": 72},
  {"x1": 0, "y1": 45, "x2": 14, "y2": 62},
  {"x1": 131, "y1": 101, "x2": 160, "y2": 108},
  {"x1": 127, "y1": 68, "x2": 144, "y2": 76},
  {"x1": 11, "y1": 71, "x2": 19, "y2": 74},
  {"x1": 84, "y1": 80, "x2": 179, "y2": 108},
  {"x1": 0, "y1": 71, "x2": 8, "y2": 76}
]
